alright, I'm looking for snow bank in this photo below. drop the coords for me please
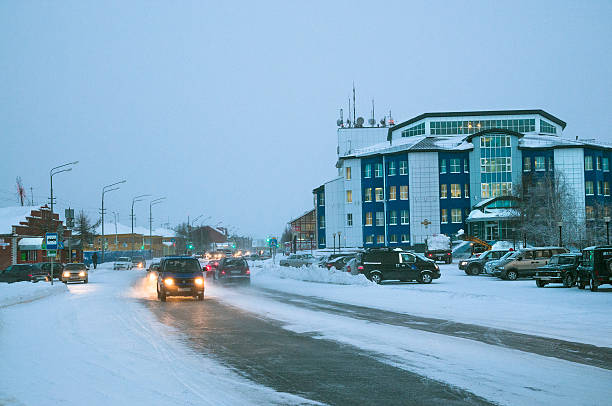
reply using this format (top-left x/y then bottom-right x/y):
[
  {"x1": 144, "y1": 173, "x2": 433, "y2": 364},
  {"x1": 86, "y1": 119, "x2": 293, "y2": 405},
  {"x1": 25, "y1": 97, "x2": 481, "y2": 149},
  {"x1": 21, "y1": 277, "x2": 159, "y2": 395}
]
[
  {"x1": 252, "y1": 262, "x2": 373, "y2": 286},
  {"x1": 426, "y1": 234, "x2": 450, "y2": 251},
  {"x1": 0, "y1": 281, "x2": 67, "y2": 307}
]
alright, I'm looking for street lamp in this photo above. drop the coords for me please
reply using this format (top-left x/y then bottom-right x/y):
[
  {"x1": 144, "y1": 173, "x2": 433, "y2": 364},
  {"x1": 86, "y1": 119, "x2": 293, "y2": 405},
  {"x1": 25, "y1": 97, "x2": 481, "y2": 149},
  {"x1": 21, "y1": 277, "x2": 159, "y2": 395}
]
[
  {"x1": 101, "y1": 180, "x2": 126, "y2": 263},
  {"x1": 333, "y1": 232, "x2": 337, "y2": 254},
  {"x1": 149, "y1": 197, "x2": 166, "y2": 258},
  {"x1": 557, "y1": 221, "x2": 563, "y2": 247},
  {"x1": 131, "y1": 194, "x2": 151, "y2": 253},
  {"x1": 49, "y1": 161, "x2": 78, "y2": 285},
  {"x1": 605, "y1": 217, "x2": 611, "y2": 245}
]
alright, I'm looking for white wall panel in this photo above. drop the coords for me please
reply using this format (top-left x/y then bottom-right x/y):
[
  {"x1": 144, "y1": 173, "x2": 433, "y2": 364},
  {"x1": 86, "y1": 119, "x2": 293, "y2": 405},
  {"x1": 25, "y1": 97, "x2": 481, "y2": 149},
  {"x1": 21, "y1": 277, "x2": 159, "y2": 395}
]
[
  {"x1": 341, "y1": 159, "x2": 363, "y2": 247},
  {"x1": 554, "y1": 148, "x2": 586, "y2": 225},
  {"x1": 408, "y1": 152, "x2": 440, "y2": 244},
  {"x1": 324, "y1": 178, "x2": 345, "y2": 246}
]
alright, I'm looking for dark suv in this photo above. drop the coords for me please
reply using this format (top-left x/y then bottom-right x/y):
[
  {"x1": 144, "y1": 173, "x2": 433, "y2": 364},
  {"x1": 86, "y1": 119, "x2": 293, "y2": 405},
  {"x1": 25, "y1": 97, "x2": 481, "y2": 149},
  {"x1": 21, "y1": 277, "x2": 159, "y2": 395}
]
[
  {"x1": 458, "y1": 249, "x2": 510, "y2": 276},
  {"x1": 0, "y1": 264, "x2": 37, "y2": 283},
  {"x1": 576, "y1": 246, "x2": 612, "y2": 291},
  {"x1": 34, "y1": 262, "x2": 64, "y2": 280},
  {"x1": 358, "y1": 248, "x2": 440, "y2": 284},
  {"x1": 534, "y1": 253, "x2": 581, "y2": 288},
  {"x1": 214, "y1": 257, "x2": 250, "y2": 284},
  {"x1": 156, "y1": 256, "x2": 204, "y2": 301}
]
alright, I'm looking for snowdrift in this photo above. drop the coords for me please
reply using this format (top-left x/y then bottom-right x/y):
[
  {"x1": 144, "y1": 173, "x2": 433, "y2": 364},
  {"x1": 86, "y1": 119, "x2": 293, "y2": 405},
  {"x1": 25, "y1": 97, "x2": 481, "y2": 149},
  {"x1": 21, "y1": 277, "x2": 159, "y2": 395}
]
[
  {"x1": 252, "y1": 262, "x2": 374, "y2": 286},
  {"x1": 0, "y1": 281, "x2": 67, "y2": 307}
]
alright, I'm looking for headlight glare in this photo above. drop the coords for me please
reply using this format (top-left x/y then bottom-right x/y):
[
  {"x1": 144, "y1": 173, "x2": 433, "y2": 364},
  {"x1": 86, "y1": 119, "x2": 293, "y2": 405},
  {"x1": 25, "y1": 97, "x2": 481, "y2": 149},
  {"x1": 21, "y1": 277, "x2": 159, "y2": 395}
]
[
  {"x1": 164, "y1": 278, "x2": 174, "y2": 286},
  {"x1": 63, "y1": 271, "x2": 70, "y2": 277},
  {"x1": 195, "y1": 277, "x2": 204, "y2": 286},
  {"x1": 79, "y1": 271, "x2": 85, "y2": 277}
]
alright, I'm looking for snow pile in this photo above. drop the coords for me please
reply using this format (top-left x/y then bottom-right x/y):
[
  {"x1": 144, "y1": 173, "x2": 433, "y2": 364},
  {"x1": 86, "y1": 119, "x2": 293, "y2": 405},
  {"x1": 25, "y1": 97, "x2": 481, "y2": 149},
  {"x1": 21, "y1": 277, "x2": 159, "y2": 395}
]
[
  {"x1": 0, "y1": 281, "x2": 67, "y2": 307},
  {"x1": 252, "y1": 262, "x2": 373, "y2": 286},
  {"x1": 426, "y1": 234, "x2": 450, "y2": 251},
  {"x1": 491, "y1": 240, "x2": 519, "y2": 250}
]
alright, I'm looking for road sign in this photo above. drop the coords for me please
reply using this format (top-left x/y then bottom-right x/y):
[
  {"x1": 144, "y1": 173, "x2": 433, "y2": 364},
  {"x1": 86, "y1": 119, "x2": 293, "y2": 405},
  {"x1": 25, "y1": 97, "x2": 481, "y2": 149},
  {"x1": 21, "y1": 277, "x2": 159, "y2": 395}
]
[
  {"x1": 47, "y1": 250, "x2": 57, "y2": 257},
  {"x1": 45, "y1": 233, "x2": 58, "y2": 250},
  {"x1": 58, "y1": 241, "x2": 64, "y2": 249},
  {"x1": 269, "y1": 238, "x2": 278, "y2": 248}
]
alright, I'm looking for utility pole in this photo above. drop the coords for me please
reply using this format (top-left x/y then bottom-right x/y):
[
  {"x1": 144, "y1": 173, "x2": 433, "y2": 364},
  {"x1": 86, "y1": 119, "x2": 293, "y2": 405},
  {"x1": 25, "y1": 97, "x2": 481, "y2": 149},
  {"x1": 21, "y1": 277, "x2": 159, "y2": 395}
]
[
  {"x1": 101, "y1": 180, "x2": 126, "y2": 263},
  {"x1": 112, "y1": 211, "x2": 119, "y2": 247},
  {"x1": 149, "y1": 198, "x2": 166, "y2": 258},
  {"x1": 131, "y1": 194, "x2": 150, "y2": 255}
]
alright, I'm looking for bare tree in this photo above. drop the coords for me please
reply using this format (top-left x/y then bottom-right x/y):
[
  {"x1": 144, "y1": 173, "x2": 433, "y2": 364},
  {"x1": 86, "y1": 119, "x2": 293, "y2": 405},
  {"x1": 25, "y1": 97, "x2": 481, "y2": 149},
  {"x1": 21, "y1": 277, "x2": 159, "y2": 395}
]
[{"x1": 280, "y1": 225, "x2": 292, "y2": 244}]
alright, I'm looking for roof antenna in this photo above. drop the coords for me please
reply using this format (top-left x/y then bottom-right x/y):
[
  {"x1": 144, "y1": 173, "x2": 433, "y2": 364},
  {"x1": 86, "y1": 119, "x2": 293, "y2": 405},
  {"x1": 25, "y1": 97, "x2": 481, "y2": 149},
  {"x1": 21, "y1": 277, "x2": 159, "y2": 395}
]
[
  {"x1": 352, "y1": 82, "x2": 356, "y2": 127},
  {"x1": 388, "y1": 109, "x2": 394, "y2": 126},
  {"x1": 369, "y1": 99, "x2": 376, "y2": 127},
  {"x1": 347, "y1": 97, "x2": 351, "y2": 127}
]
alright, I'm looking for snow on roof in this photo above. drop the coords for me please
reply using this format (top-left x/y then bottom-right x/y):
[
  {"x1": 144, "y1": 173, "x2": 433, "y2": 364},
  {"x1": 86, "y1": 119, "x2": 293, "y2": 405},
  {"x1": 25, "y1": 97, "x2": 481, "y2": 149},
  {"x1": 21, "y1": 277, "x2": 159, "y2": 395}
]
[
  {"x1": 18, "y1": 237, "x2": 43, "y2": 247},
  {"x1": 467, "y1": 208, "x2": 518, "y2": 222},
  {"x1": 520, "y1": 134, "x2": 612, "y2": 150},
  {"x1": 352, "y1": 135, "x2": 473, "y2": 157},
  {"x1": 0, "y1": 206, "x2": 39, "y2": 234},
  {"x1": 95, "y1": 222, "x2": 175, "y2": 237}
]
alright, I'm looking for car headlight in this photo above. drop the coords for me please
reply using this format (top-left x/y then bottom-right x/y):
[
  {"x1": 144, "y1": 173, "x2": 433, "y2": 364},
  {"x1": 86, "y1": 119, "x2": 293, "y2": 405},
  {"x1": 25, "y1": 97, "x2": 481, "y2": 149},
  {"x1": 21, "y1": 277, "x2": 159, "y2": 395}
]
[
  {"x1": 194, "y1": 277, "x2": 204, "y2": 286},
  {"x1": 138, "y1": 263, "x2": 143, "y2": 268},
  {"x1": 79, "y1": 271, "x2": 85, "y2": 277},
  {"x1": 149, "y1": 273, "x2": 156, "y2": 282},
  {"x1": 164, "y1": 278, "x2": 174, "y2": 286},
  {"x1": 62, "y1": 271, "x2": 70, "y2": 277},
  {"x1": 460, "y1": 261, "x2": 467, "y2": 266}
]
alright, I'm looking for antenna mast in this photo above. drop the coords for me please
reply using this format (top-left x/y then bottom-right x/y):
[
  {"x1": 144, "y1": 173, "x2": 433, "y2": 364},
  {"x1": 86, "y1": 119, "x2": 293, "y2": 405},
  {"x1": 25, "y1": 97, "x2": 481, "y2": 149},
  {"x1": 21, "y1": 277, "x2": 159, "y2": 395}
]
[{"x1": 352, "y1": 82, "x2": 356, "y2": 126}]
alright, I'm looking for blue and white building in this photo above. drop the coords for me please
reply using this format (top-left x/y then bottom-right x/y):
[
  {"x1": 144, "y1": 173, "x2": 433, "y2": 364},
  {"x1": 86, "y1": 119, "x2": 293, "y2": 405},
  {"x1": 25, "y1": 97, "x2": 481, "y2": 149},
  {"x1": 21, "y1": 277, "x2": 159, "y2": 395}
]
[{"x1": 313, "y1": 109, "x2": 612, "y2": 249}]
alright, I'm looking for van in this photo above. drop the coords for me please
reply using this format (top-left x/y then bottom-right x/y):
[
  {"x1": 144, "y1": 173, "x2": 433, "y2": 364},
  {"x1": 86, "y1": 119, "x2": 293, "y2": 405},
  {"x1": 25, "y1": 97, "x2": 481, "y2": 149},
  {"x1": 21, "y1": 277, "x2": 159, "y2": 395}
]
[{"x1": 492, "y1": 247, "x2": 568, "y2": 280}]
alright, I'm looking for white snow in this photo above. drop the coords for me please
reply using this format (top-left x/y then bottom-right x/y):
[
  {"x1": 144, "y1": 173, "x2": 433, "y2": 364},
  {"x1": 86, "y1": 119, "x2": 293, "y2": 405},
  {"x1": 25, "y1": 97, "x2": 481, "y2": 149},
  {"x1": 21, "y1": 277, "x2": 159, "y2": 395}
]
[
  {"x1": 0, "y1": 205, "x2": 38, "y2": 234},
  {"x1": 0, "y1": 280, "x2": 67, "y2": 307},
  {"x1": 17, "y1": 237, "x2": 43, "y2": 247},
  {"x1": 255, "y1": 261, "x2": 373, "y2": 286},
  {"x1": 426, "y1": 233, "x2": 450, "y2": 250}
]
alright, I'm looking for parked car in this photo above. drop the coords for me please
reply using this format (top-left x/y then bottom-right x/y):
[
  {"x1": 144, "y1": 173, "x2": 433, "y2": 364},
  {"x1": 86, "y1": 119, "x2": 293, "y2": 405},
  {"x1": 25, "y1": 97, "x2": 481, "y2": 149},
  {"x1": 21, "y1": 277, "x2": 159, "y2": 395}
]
[
  {"x1": 156, "y1": 256, "x2": 204, "y2": 301},
  {"x1": 61, "y1": 263, "x2": 88, "y2": 284},
  {"x1": 357, "y1": 248, "x2": 440, "y2": 284},
  {"x1": 33, "y1": 262, "x2": 65, "y2": 280},
  {"x1": 343, "y1": 254, "x2": 362, "y2": 275},
  {"x1": 213, "y1": 257, "x2": 250, "y2": 284},
  {"x1": 534, "y1": 253, "x2": 581, "y2": 288},
  {"x1": 484, "y1": 251, "x2": 515, "y2": 275},
  {"x1": 0, "y1": 264, "x2": 36, "y2": 283},
  {"x1": 131, "y1": 256, "x2": 146, "y2": 269},
  {"x1": 325, "y1": 255, "x2": 355, "y2": 270},
  {"x1": 576, "y1": 245, "x2": 612, "y2": 291},
  {"x1": 459, "y1": 249, "x2": 511, "y2": 275},
  {"x1": 425, "y1": 234, "x2": 452, "y2": 263},
  {"x1": 279, "y1": 253, "x2": 319, "y2": 267},
  {"x1": 492, "y1": 247, "x2": 568, "y2": 280},
  {"x1": 113, "y1": 257, "x2": 132, "y2": 270}
]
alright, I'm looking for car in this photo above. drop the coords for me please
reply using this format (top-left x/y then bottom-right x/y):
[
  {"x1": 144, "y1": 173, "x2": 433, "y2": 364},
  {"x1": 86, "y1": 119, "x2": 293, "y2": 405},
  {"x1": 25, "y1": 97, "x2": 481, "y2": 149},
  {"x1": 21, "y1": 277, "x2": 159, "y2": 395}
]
[
  {"x1": 147, "y1": 258, "x2": 161, "y2": 272},
  {"x1": 534, "y1": 253, "x2": 581, "y2": 288},
  {"x1": 33, "y1": 262, "x2": 65, "y2": 280},
  {"x1": 131, "y1": 256, "x2": 146, "y2": 269},
  {"x1": 325, "y1": 255, "x2": 355, "y2": 270},
  {"x1": 483, "y1": 251, "x2": 515, "y2": 275},
  {"x1": 343, "y1": 254, "x2": 362, "y2": 275},
  {"x1": 492, "y1": 247, "x2": 568, "y2": 280},
  {"x1": 576, "y1": 245, "x2": 612, "y2": 291},
  {"x1": 61, "y1": 263, "x2": 89, "y2": 284},
  {"x1": 113, "y1": 257, "x2": 132, "y2": 270},
  {"x1": 213, "y1": 257, "x2": 250, "y2": 284},
  {"x1": 357, "y1": 248, "x2": 440, "y2": 284},
  {"x1": 156, "y1": 256, "x2": 204, "y2": 301},
  {"x1": 0, "y1": 264, "x2": 37, "y2": 283},
  {"x1": 279, "y1": 253, "x2": 319, "y2": 267},
  {"x1": 203, "y1": 259, "x2": 221, "y2": 278},
  {"x1": 459, "y1": 249, "x2": 511, "y2": 275}
]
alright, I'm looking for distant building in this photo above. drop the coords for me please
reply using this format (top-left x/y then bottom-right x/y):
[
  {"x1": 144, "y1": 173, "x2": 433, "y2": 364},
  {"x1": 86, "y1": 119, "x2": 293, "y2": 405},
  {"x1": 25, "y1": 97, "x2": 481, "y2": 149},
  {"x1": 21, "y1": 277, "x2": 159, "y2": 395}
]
[{"x1": 288, "y1": 209, "x2": 316, "y2": 252}]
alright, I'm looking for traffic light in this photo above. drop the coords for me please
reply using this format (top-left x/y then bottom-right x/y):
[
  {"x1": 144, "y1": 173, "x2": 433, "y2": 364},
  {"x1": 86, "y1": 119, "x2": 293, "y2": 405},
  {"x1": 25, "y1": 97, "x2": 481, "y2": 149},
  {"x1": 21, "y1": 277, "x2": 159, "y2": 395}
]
[{"x1": 187, "y1": 242, "x2": 194, "y2": 250}]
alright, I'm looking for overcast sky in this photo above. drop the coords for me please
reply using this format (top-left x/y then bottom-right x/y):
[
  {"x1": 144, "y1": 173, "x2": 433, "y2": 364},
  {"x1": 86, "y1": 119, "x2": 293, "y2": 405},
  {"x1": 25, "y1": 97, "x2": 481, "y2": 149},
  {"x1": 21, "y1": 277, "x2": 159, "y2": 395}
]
[{"x1": 1, "y1": 1, "x2": 611, "y2": 238}]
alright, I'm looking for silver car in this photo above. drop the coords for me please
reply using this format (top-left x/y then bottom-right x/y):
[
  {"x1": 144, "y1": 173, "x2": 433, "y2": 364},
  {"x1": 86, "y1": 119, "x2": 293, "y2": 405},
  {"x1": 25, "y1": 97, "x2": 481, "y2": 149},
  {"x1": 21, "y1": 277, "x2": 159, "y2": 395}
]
[
  {"x1": 113, "y1": 257, "x2": 132, "y2": 270},
  {"x1": 61, "y1": 263, "x2": 88, "y2": 284},
  {"x1": 279, "y1": 254, "x2": 320, "y2": 268}
]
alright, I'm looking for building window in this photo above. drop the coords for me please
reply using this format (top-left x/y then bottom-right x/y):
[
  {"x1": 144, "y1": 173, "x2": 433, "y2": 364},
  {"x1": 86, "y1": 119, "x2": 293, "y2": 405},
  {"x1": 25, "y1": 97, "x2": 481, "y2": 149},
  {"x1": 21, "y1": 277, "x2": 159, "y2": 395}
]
[
  {"x1": 451, "y1": 184, "x2": 461, "y2": 198},
  {"x1": 597, "y1": 181, "x2": 602, "y2": 195},
  {"x1": 400, "y1": 185, "x2": 408, "y2": 200},
  {"x1": 540, "y1": 119, "x2": 557, "y2": 134},
  {"x1": 401, "y1": 234, "x2": 409, "y2": 243},
  {"x1": 319, "y1": 215, "x2": 325, "y2": 229},
  {"x1": 346, "y1": 167, "x2": 351, "y2": 180},
  {"x1": 319, "y1": 193, "x2": 325, "y2": 206},
  {"x1": 603, "y1": 157, "x2": 609, "y2": 172},
  {"x1": 535, "y1": 156, "x2": 545, "y2": 171},
  {"x1": 585, "y1": 156, "x2": 593, "y2": 171},
  {"x1": 548, "y1": 157, "x2": 554, "y2": 171},
  {"x1": 586, "y1": 206, "x2": 594, "y2": 219},
  {"x1": 401, "y1": 122, "x2": 426, "y2": 137},
  {"x1": 400, "y1": 210, "x2": 409, "y2": 225},
  {"x1": 364, "y1": 188, "x2": 372, "y2": 202},
  {"x1": 388, "y1": 161, "x2": 396, "y2": 176},
  {"x1": 399, "y1": 161, "x2": 408, "y2": 175},
  {"x1": 376, "y1": 212, "x2": 384, "y2": 226},
  {"x1": 366, "y1": 235, "x2": 374, "y2": 244},
  {"x1": 604, "y1": 182, "x2": 610, "y2": 196},
  {"x1": 464, "y1": 159, "x2": 469, "y2": 173},
  {"x1": 364, "y1": 164, "x2": 372, "y2": 178},
  {"x1": 464, "y1": 184, "x2": 469, "y2": 198},
  {"x1": 389, "y1": 186, "x2": 397, "y2": 200},
  {"x1": 430, "y1": 119, "x2": 535, "y2": 135},
  {"x1": 375, "y1": 163, "x2": 383, "y2": 178},
  {"x1": 441, "y1": 209, "x2": 448, "y2": 224},
  {"x1": 389, "y1": 211, "x2": 398, "y2": 225},
  {"x1": 346, "y1": 213, "x2": 353, "y2": 226},
  {"x1": 440, "y1": 184, "x2": 447, "y2": 199},
  {"x1": 451, "y1": 208, "x2": 462, "y2": 223},
  {"x1": 376, "y1": 235, "x2": 385, "y2": 244},
  {"x1": 365, "y1": 212, "x2": 373, "y2": 226},
  {"x1": 346, "y1": 190, "x2": 352, "y2": 203},
  {"x1": 585, "y1": 181, "x2": 594, "y2": 195},
  {"x1": 389, "y1": 234, "x2": 398, "y2": 243},
  {"x1": 440, "y1": 159, "x2": 447, "y2": 174},
  {"x1": 375, "y1": 188, "x2": 384, "y2": 202},
  {"x1": 597, "y1": 157, "x2": 602, "y2": 171},
  {"x1": 523, "y1": 157, "x2": 531, "y2": 172},
  {"x1": 450, "y1": 159, "x2": 461, "y2": 173},
  {"x1": 480, "y1": 134, "x2": 512, "y2": 198}
]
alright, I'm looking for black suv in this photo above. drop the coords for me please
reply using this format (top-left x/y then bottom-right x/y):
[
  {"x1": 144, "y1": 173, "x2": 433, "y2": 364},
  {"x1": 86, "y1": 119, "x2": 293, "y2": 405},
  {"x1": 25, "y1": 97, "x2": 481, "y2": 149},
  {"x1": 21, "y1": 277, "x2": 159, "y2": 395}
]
[
  {"x1": 214, "y1": 257, "x2": 250, "y2": 284},
  {"x1": 0, "y1": 264, "x2": 37, "y2": 283},
  {"x1": 576, "y1": 245, "x2": 612, "y2": 291},
  {"x1": 33, "y1": 262, "x2": 65, "y2": 280},
  {"x1": 156, "y1": 256, "x2": 204, "y2": 301},
  {"x1": 534, "y1": 253, "x2": 581, "y2": 288},
  {"x1": 458, "y1": 249, "x2": 510, "y2": 276},
  {"x1": 358, "y1": 248, "x2": 440, "y2": 284}
]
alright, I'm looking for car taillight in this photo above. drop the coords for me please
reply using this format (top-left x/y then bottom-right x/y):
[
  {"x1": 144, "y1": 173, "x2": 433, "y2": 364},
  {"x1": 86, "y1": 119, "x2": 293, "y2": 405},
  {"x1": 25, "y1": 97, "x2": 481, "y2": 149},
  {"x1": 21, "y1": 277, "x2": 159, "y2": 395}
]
[
  {"x1": 447, "y1": 253, "x2": 451, "y2": 255},
  {"x1": 428, "y1": 254, "x2": 433, "y2": 257},
  {"x1": 346, "y1": 266, "x2": 351, "y2": 273},
  {"x1": 28, "y1": 274, "x2": 32, "y2": 278},
  {"x1": 221, "y1": 270, "x2": 226, "y2": 275},
  {"x1": 246, "y1": 269, "x2": 250, "y2": 275},
  {"x1": 205, "y1": 265, "x2": 211, "y2": 271},
  {"x1": 358, "y1": 266, "x2": 364, "y2": 270}
]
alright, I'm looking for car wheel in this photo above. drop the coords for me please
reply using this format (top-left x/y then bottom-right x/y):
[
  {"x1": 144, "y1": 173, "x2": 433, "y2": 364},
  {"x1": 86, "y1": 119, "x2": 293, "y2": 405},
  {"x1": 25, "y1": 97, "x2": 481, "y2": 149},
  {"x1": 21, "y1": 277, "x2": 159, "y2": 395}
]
[
  {"x1": 467, "y1": 265, "x2": 480, "y2": 276},
  {"x1": 369, "y1": 272, "x2": 382, "y2": 284},
  {"x1": 196, "y1": 293, "x2": 204, "y2": 301},
  {"x1": 506, "y1": 270, "x2": 518, "y2": 281},
  {"x1": 419, "y1": 271, "x2": 433, "y2": 284},
  {"x1": 562, "y1": 274, "x2": 574, "y2": 288},
  {"x1": 536, "y1": 279, "x2": 546, "y2": 288},
  {"x1": 84, "y1": 278, "x2": 88, "y2": 284},
  {"x1": 160, "y1": 290, "x2": 167, "y2": 301},
  {"x1": 578, "y1": 280, "x2": 586, "y2": 289},
  {"x1": 590, "y1": 279, "x2": 599, "y2": 292}
]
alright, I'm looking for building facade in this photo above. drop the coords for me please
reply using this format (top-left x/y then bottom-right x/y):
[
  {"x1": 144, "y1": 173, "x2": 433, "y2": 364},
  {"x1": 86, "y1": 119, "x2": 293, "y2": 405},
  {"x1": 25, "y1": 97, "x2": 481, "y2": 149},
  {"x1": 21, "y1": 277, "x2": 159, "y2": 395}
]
[{"x1": 314, "y1": 110, "x2": 611, "y2": 248}]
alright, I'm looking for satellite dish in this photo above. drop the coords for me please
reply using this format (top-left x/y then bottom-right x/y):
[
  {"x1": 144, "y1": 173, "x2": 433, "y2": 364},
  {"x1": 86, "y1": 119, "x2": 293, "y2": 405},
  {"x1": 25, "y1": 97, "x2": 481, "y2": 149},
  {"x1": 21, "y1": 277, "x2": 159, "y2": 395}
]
[
  {"x1": 368, "y1": 118, "x2": 376, "y2": 126},
  {"x1": 356, "y1": 117, "x2": 364, "y2": 127},
  {"x1": 336, "y1": 119, "x2": 343, "y2": 127},
  {"x1": 380, "y1": 118, "x2": 386, "y2": 127}
]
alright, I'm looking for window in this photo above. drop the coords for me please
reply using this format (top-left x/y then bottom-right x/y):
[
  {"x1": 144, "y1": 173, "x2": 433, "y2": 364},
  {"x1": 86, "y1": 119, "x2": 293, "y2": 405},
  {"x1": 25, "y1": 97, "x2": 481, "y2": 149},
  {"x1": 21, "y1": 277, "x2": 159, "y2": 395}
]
[
  {"x1": 364, "y1": 188, "x2": 372, "y2": 202},
  {"x1": 451, "y1": 208, "x2": 462, "y2": 223},
  {"x1": 375, "y1": 163, "x2": 383, "y2": 178},
  {"x1": 365, "y1": 212, "x2": 373, "y2": 226},
  {"x1": 586, "y1": 206, "x2": 594, "y2": 219},
  {"x1": 597, "y1": 157, "x2": 602, "y2": 171},
  {"x1": 451, "y1": 184, "x2": 461, "y2": 198},
  {"x1": 388, "y1": 161, "x2": 396, "y2": 176},
  {"x1": 376, "y1": 212, "x2": 384, "y2": 226},
  {"x1": 366, "y1": 235, "x2": 374, "y2": 244},
  {"x1": 585, "y1": 156, "x2": 593, "y2": 171},
  {"x1": 585, "y1": 181, "x2": 594, "y2": 195},
  {"x1": 319, "y1": 193, "x2": 325, "y2": 206},
  {"x1": 375, "y1": 188, "x2": 384, "y2": 202},
  {"x1": 440, "y1": 184, "x2": 447, "y2": 199},
  {"x1": 346, "y1": 190, "x2": 352, "y2": 203},
  {"x1": 401, "y1": 122, "x2": 426, "y2": 137},
  {"x1": 540, "y1": 119, "x2": 557, "y2": 134},
  {"x1": 440, "y1": 159, "x2": 447, "y2": 174},
  {"x1": 389, "y1": 186, "x2": 397, "y2": 200},
  {"x1": 430, "y1": 119, "x2": 535, "y2": 135},
  {"x1": 376, "y1": 235, "x2": 385, "y2": 244},
  {"x1": 535, "y1": 156, "x2": 545, "y2": 171},
  {"x1": 548, "y1": 157, "x2": 554, "y2": 171},
  {"x1": 400, "y1": 185, "x2": 408, "y2": 200},
  {"x1": 597, "y1": 181, "x2": 602, "y2": 195},
  {"x1": 400, "y1": 210, "x2": 409, "y2": 225},
  {"x1": 450, "y1": 159, "x2": 461, "y2": 173},
  {"x1": 389, "y1": 211, "x2": 398, "y2": 225},
  {"x1": 604, "y1": 182, "x2": 610, "y2": 196},
  {"x1": 399, "y1": 161, "x2": 408, "y2": 175},
  {"x1": 480, "y1": 134, "x2": 512, "y2": 198},
  {"x1": 401, "y1": 234, "x2": 409, "y2": 243},
  {"x1": 464, "y1": 159, "x2": 469, "y2": 173},
  {"x1": 523, "y1": 157, "x2": 531, "y2": 172},
  {"x1": 364, "y1": 164, "x2": 372, "y2": 178},
  {"x1": 604, "y1": 157, "x2": 609, "y2": 172},
  {"x1": 464, "y1": 184, "x2": 469, "y2": 198},
  {"x1": 346, "y1": 213, "x2": 353, "y2": 227},
  {"x1": 345, "y1": 167, "x2": 351, "y2": 180},
  {"x1": 319, "y1": 215, "x2": 325, "y2": 228},
  {"x1": 441, "y1": 209, "x2": 448, "y2": 224},
  {"x1": 389, "y1": 234, "x2": 398, "y2": 243}
]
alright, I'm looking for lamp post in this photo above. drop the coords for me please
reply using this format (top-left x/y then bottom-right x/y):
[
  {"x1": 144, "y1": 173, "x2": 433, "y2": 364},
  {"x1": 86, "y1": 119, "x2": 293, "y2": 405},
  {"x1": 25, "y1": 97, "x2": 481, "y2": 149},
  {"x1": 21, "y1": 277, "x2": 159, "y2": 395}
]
[
  {"x1": 49, "y1": 161, "x2": 78, "y2": 285},
  {"x1": 101, "y1": 180, "x2": 126, "y2": 263},
  {"x1": 333, "y1": 232, "x2": 337, "y2": 254},
  {"x1": 112, "y1": 211, "x2": 119, "y2": 247},
  {"x1": 557, "y1": 221, "x2": 563, "y2": 247},
  {"x1": 149, "y1": 197, "x2": 166, "y2": 258},
  {"x1": 338, "y1": 231, "x2": 342, "y2": 252},
  {"x1": 131, "y1": 194, "x2": 151, "y2": 254},
  {"x1": 605, "y1": 217, "x2": 611, "y2": 245}
]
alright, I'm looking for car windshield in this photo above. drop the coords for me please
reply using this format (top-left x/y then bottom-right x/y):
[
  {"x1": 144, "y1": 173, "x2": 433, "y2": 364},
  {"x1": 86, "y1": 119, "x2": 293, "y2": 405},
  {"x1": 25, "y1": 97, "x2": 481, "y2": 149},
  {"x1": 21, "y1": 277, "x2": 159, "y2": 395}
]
[
  {"x1": 557, "y1": 256, "x2": 576, "y2": 265},
  {"x1": 478, "y1": 251, "x2": 490, "y2": 259},
  {"x1": 501, "y1": 252, "x2": 517, "y2": 261},
  {"x1": 117, "y1": 257, "x2": 130, "y2": 262},
  {"x1": 414, "y1": 253, "x2": 430, "y2": 261},
  {"x1": 65, "y1": 263, "x2": 86, "y2": 270},
  {"x1": 163, "y1": 259, "x2": 200, "y2": 273},
  {"x1": 132, "y1": 257, "x2": 145, "y2": 262}
]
